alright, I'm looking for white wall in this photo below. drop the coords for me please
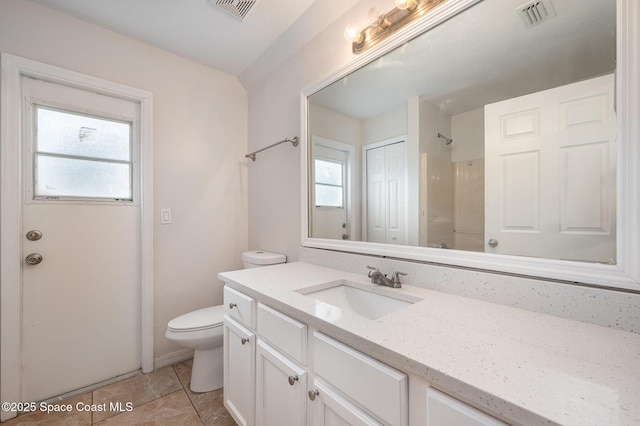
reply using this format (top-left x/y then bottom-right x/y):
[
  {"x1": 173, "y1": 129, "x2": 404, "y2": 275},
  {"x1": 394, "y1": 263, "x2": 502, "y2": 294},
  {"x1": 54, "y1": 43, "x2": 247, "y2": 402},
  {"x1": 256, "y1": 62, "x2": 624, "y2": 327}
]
[
  {"x1": 0, "y1": 0, "x2": 248, "y2": 359},
  {"x1": 362, "y1": 105, "x2": 408, "y2": 144},
  {"x1": 247, "y1": 0, "x2": 384, "y2": 259},
  {"x1": 451, "y1": 107, "x2": 484, "y2": 162}
]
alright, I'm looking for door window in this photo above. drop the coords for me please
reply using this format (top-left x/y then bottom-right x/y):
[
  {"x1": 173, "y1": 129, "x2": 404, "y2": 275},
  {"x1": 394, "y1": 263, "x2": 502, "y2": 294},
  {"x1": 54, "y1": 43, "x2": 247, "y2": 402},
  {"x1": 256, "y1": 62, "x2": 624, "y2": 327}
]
[
  {"x1": 33, "y1": 105, "x2": 133, "y2": 201},
  {"x1": 314, "y1": 158, "x2": 345, "y2": 208}
]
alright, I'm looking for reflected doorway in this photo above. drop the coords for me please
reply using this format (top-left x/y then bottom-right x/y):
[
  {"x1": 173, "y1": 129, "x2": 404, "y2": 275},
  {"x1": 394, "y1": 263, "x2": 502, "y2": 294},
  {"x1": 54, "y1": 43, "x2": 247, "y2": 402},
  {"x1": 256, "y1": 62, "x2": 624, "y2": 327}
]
[{"x1": 311, "y1": 137, "x2": 355, "y2": 240}]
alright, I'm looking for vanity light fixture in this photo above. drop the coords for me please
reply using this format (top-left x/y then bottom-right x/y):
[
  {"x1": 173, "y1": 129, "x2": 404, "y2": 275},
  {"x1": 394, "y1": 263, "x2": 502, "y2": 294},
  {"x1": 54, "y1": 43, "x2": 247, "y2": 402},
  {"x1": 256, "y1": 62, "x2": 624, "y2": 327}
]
[{"x1": 348, "y1": 0, "x2": 448, "y2": 54}]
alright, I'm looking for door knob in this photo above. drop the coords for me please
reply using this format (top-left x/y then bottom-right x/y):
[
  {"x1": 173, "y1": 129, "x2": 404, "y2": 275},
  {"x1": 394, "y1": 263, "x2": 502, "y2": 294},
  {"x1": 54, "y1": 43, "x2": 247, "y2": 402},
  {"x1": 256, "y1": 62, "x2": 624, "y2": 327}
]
[
  {"x1": 25, "y1": 253, "x2": 43, "y2": 265},
  {"x1": 26, "y1": 230, "x2": 43, "y2": 241},
  {"x1": 288, "y1": 375, "x2": 298, "y2": 385},
  {"x1": 488, "y1": 239, "x2": 499, "y2": 248},
  {"x1": 308, "y1": 389, "x2": 319, "y2": 401}
]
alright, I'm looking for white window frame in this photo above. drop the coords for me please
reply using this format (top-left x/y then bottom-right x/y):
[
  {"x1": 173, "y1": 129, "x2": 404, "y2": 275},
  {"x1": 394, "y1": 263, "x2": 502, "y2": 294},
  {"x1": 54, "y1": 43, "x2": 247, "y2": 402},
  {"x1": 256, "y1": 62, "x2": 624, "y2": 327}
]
[{"x1": 314, "y1": 157, "x2": 346, "y2": 209}]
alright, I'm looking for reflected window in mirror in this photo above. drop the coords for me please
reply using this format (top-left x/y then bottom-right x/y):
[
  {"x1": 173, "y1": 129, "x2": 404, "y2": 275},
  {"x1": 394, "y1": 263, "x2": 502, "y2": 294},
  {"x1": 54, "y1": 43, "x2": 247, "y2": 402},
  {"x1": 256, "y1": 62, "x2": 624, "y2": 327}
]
[{"x1": 314, "y1": 159, "x2": 345, "y2": 208}]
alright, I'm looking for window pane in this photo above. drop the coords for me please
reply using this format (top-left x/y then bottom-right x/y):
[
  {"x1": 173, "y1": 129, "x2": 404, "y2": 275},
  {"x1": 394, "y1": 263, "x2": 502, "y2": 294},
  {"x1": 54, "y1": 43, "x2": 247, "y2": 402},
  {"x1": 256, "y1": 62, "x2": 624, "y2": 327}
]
[
  {"x1": 37, "y1": 106, "x2": 131, "y2": 161},
  {"x1": 35, "y1": 154, "x2": 132, "y2": 200},
  {"x1": 315, "y1": 184, "x2": 343, "y2": 207},
  {"x1": 315, "y1": 159, "x2": 343, "y2": 186}
]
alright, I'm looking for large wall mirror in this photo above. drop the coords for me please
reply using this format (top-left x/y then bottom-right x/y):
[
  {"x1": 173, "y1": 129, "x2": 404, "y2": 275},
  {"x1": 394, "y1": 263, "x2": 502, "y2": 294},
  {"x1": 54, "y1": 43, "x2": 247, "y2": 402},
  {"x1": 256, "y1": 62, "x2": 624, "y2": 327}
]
[{"x1": 302, "y1": 0, "x2": 640, "y2": 290}]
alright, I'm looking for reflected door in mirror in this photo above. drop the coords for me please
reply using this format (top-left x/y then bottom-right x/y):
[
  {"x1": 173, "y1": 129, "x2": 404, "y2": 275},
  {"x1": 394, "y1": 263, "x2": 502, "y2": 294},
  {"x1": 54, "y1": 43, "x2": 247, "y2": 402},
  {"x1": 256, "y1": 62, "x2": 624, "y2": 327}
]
[
  {"x1": 365, "y1": 140, "x2": 407, "y2": 245},
  {"x1": 311, "y1": 140, "x2": 351, "y2": 240},
  {"x1": 485, "y1": 74, "x2": 615, "y2": 263}
]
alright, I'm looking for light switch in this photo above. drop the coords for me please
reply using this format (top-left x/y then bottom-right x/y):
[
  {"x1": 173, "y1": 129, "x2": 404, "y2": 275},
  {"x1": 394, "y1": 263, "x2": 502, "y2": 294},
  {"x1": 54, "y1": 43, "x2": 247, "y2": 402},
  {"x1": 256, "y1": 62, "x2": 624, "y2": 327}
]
[{"x1": 160, "y1": 208, "x2": 172, "y2": 224}]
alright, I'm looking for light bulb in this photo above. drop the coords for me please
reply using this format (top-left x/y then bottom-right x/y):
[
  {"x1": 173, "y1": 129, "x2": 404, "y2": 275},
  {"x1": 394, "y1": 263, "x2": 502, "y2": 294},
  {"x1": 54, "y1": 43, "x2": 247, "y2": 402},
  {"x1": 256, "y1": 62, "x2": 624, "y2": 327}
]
[
  {"x1": 393, "y1": 0, "x2": 417, "y2": 10},
  {"x1": 344, "y1": 25, "x2": 365, "y2": 44},
  {"x1": 368, "y1": 6, "x2": 384, "y2": 23}
]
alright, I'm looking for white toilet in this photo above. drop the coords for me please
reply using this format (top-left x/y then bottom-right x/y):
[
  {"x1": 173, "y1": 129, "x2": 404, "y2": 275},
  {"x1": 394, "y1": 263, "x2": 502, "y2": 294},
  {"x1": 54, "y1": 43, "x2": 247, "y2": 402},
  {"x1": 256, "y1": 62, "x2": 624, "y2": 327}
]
[
  {"x1": 242, "y1": 249, "x2": 286, "y2": 269},
  {"x1": 165, "y1": 250, "x2": 286, "y2": 392}
]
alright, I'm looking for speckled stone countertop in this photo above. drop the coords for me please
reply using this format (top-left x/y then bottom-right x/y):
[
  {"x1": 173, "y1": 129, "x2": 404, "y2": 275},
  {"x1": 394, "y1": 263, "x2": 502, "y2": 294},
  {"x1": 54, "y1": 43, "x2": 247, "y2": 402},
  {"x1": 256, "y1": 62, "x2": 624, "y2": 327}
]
[{"x1": 218, "y1": 262, "x2": 640, "y2": 426}]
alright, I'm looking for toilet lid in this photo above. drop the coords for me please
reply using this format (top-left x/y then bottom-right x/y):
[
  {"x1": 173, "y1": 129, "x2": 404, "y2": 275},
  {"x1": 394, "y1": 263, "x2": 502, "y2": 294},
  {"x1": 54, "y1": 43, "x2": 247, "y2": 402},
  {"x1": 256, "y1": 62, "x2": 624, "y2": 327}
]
[{"x1": 167, "y1": 305, "x2": 224, "y2": 332}]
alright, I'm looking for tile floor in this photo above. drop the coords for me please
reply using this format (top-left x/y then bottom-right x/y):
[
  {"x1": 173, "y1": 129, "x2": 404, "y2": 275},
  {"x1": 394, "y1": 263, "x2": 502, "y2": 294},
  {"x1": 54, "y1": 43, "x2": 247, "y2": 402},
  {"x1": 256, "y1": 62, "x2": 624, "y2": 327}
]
[{"x1": 3, "y1": 360, "x2": 236, "y2": 425}]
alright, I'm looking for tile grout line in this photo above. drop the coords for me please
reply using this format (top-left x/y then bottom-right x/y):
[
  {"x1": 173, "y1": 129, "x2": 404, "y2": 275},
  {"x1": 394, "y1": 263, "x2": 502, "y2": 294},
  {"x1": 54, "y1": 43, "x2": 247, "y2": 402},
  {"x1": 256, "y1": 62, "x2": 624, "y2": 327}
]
[{"x1": 171, "y1": 363, "x2": 206, "y2": 425}]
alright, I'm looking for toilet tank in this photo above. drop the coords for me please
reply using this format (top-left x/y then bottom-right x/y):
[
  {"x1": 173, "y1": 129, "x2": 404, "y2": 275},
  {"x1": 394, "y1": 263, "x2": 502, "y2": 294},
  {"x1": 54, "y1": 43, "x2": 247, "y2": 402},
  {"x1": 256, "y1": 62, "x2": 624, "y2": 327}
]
[{"x1": 242, "y1": 250, "x2": 286, "y2": 269}]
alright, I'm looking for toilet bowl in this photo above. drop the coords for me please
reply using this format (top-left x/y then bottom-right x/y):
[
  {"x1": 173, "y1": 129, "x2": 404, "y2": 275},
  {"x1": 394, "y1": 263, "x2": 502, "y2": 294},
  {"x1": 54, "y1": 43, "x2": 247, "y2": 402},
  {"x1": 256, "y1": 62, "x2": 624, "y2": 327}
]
[
  {"x1": 166, "y1": 250, "x2": 285, "y2": 393},
  {"x1": 165, "y1": 305, "x2": 224, "y2": 392}
]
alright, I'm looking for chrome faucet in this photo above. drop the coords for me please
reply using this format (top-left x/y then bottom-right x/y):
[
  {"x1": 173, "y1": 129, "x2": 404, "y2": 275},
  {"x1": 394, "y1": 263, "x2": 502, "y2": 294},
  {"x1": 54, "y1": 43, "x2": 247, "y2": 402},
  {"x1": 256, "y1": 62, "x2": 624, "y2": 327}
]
[{"x1": 366, "y1": 266, "x2": 407, "y2": 288}]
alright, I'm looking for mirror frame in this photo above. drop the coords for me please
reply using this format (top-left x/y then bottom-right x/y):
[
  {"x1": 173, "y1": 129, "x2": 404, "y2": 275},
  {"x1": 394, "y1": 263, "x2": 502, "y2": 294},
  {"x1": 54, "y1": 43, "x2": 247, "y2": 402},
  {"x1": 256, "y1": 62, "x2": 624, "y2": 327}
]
[{"x1": 301, "y1": 0, "x2": 640, "y2": 291}]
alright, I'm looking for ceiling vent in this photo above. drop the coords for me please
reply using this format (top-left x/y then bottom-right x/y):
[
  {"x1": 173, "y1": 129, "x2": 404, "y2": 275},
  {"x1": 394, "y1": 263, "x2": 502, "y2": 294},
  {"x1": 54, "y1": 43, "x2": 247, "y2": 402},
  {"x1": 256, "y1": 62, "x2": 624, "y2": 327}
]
[
  {"x1": 208, "y1": 0, "x2": 259, "y2": 21},
  {"x1": 517, "y1": 0, "x2": 557, "y2": 29}
]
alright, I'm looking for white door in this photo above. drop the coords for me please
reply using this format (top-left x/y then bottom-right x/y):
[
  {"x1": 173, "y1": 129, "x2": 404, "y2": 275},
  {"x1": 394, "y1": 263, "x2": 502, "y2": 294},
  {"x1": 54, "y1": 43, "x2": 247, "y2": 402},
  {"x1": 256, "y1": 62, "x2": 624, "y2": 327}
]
[
  {"x1": 20, "y1": 76, "x2": 141, "y2": 402},
  {"x1": 255, "y1": 339, "x2": 307, "y2": 426},
  {"x1": 484, "y1": 74, "x2": 615, "y2": 262},
  {"x1": 365, "y1": 140, "x2": 407, "y2": 245},
  {"x1": 311, "y1": 138, "x2": 352, "y2": 240}
]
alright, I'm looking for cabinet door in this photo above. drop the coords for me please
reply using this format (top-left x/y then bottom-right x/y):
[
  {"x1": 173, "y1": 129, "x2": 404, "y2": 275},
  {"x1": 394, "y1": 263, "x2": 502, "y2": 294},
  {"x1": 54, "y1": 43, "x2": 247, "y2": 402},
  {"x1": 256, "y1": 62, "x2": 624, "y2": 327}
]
[
  {"x1": 308, "y1": 379, "x2": 382, "y2": 426},
  {"x1": 223, "y1": 316, "x2": 255, "y2": 426},
  {"x1": 256, "y1": 339, "x2": 307, "y2": 426}
]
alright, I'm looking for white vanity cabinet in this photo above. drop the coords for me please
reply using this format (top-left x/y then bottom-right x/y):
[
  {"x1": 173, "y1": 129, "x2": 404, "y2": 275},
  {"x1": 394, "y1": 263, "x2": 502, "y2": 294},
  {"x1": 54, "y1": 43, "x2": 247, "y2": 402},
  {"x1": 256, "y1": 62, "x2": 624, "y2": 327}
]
[
  {"x1": 222, "y1": 284, "x2": 503, "y2": 426},
  {"x1": 223, "y1": 286, "x2": 309, "y2": 426}
]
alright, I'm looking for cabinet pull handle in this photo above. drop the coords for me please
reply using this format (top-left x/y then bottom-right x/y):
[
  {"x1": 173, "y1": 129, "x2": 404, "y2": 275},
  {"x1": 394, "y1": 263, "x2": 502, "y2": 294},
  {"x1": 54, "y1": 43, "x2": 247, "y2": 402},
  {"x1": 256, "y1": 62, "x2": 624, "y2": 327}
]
[
  {"x1": 308, "y1": 389, "x2": 319, "y2": 401},
  {"x1": 241, "y1": 338, "x2": 249, "y2": 345},
  {"x1": 288, "y1": 375, "x2": 298, "y2": 386},
  {"x1": 229, "y1": 303, "x2": 237, "y2": 309}
]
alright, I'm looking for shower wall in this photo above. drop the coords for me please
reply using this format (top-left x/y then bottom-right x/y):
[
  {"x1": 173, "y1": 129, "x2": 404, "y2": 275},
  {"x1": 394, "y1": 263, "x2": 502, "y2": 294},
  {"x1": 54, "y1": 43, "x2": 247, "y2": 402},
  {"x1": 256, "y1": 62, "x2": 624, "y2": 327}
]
[
  {"x1": 453, "y1": 159, "x2": 485, "y2": 251},
  {"x1": 423, "y1": 154, "x2": 454, "y2": 248},
  {"x1": 418, "y1": 99, "x2": 454, "y2": 248},
  {"x1": 451, "y1": 108, "x2": 485, "y2": 252},
  {"x1": 418, "y1": 102, "x2": 485, "y2": 251}
]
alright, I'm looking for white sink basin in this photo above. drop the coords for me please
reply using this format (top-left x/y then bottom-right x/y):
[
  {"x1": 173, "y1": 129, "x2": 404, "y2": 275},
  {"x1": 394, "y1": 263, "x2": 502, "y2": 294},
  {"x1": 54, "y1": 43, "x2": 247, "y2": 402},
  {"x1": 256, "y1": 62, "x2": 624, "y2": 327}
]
[{"x1": 297, "y1": 280, "x2": 421, "y2": 320}]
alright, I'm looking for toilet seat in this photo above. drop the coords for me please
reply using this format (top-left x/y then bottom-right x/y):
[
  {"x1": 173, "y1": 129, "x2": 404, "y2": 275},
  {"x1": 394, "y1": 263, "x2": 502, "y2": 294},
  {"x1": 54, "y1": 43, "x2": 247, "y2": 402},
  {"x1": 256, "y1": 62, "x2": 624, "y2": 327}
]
[{"x1": 167, "y1": 305, "x2": 224, "y2": 332}]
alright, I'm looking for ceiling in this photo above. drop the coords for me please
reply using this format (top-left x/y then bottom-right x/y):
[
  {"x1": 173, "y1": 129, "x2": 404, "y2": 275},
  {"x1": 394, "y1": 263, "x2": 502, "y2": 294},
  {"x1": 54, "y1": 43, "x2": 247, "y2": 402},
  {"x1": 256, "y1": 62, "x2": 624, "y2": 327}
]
[{"x1": 31, "y1": 0, "x2": 354, "y2": 82}]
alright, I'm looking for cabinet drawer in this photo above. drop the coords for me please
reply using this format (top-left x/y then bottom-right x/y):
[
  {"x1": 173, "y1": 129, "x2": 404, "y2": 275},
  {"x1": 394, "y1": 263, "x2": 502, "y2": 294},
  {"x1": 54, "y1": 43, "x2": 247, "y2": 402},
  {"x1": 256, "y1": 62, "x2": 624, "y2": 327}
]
[
  {"x1": 426, "y1": 387, "x2": 506, "y2": 426},
  {"x1": 313, "y1": 332, "x2": 408, "y2": 426},
  {"x1": 224, "y1": 286, "x2": 256, "y2": 329},
  {"x1": 257, "y1": 303, "x2": 307, "y2": 364}
]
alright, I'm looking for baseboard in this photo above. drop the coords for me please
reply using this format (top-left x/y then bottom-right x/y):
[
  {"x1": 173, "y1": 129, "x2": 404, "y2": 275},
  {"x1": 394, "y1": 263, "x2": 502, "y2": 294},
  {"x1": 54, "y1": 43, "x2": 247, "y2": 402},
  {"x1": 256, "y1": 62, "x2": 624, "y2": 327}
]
[{"x1": 153, "y1": 348, "x2": 194, "y2": 370}]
